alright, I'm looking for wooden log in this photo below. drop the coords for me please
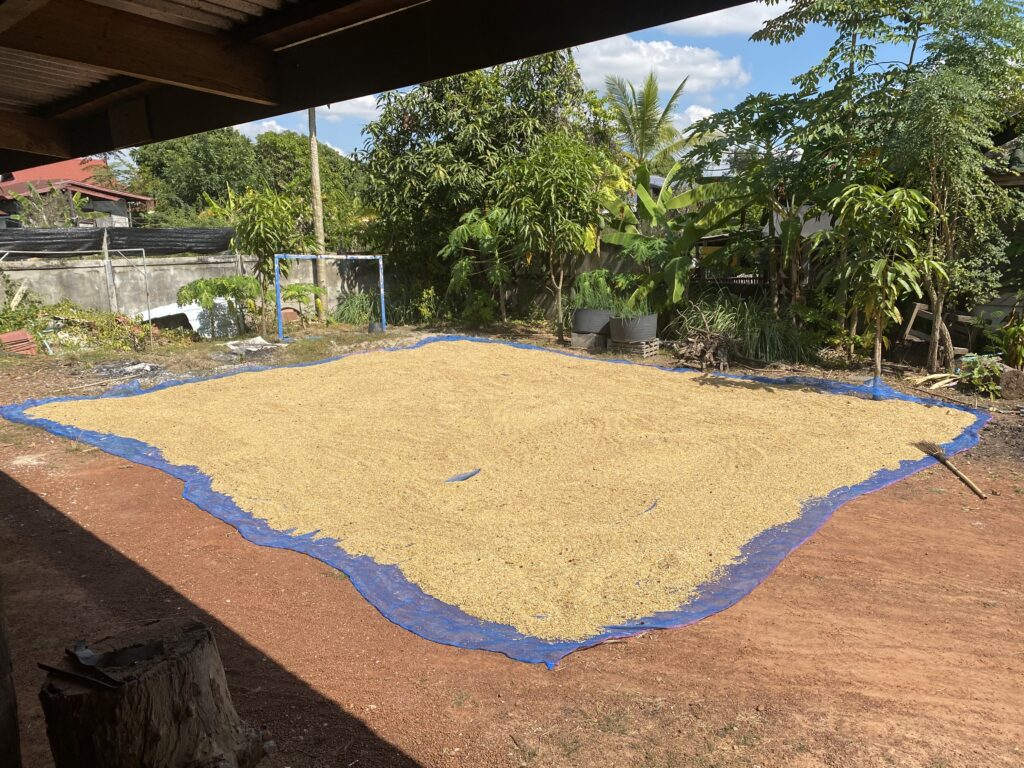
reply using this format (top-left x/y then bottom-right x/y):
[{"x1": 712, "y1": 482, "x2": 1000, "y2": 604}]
[
  {"x1": 39, "y1": 617, "x2": 265, "y2": 768},
  {"x1": 0, "y1": 573, "x2": 22, "y2": 768}
]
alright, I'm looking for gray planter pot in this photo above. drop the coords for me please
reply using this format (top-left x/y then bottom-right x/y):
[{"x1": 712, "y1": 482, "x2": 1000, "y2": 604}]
[
  {"x1": 609, "y1": 314, "x2": 657, "y2": 342},
  {"x1": 572, "y1": 308, "x2": 612, "y2": 335}
]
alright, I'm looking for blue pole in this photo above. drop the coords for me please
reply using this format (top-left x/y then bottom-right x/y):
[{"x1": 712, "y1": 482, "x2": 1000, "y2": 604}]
[
  {"x1": 378, "y1": 255, "x2": 387, "y2": 333},
  {"x1": 274, "y1": 254, "x2": 284, "y2": 341}
]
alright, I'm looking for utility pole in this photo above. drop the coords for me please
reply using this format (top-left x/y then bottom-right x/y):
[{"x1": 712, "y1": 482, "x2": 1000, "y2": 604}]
[{"x1": 308, "y1": 107, "x2": 327, "y2": 321}]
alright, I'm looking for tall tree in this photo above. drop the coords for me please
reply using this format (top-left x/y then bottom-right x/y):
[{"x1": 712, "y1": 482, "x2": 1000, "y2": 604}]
[
  {"x1": 361, "y1": 50, "x2": 614, "y2": 292},
  {"x1": 604, "y1": 72, "x2": 688, "y2": 175},
  {"x1": 131, "y1": 128, "x2": 259, "y2": 215},
  {"x1": 495, "y1": 131, "x2": 615, "y2": 341}
]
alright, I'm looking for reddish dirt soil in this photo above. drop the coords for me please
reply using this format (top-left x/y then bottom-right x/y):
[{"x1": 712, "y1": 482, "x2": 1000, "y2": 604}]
[{"x1": 1, "y1": 356, "x2": 1022, "y2": 768}]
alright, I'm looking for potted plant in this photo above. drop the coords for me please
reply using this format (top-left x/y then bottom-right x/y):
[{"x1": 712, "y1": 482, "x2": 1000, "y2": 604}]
[
  {"x1": 571, "y1": 270, "x2": 615, "y2": 335},
  {"x1": 609, "y1": 296, "x2": 657, "y2": 342}
]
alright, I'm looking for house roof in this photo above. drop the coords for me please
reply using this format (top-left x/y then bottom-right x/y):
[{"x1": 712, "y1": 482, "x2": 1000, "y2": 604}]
[
  {"x1": 3, "y1": 157, "x2": 106, "y2": 184},
  {"x1": 0, "y1": 0, "x2": 746, "y2": 173},
  {"x1": 0, "y1": 177, "x2": 154, "y2": 207}
]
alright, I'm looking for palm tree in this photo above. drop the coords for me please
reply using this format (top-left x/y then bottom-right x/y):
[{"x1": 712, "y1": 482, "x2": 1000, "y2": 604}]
[{"x1": 605, "y1": 72, "x2": 688, "y2": 172}]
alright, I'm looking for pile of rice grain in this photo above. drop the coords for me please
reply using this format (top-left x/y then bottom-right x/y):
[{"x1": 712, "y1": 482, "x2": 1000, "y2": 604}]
[{"x1": 30, "y1": 340, "x2": 976, "y2": 640}]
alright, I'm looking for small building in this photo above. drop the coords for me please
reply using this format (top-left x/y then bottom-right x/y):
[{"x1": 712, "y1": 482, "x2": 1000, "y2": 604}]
[{"x1": 0, "y1": 158, "x2": 154, "y2": 228}]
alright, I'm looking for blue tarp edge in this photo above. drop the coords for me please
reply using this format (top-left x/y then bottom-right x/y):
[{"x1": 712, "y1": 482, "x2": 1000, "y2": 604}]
[{"x1": 0, "y1": 334, "x2": 990, "y2": 668}]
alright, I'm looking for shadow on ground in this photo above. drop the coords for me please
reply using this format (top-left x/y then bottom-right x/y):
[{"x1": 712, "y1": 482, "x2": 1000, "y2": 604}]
[{"x1": 0, "y1": 469, "x2": 420, "y2": 768}]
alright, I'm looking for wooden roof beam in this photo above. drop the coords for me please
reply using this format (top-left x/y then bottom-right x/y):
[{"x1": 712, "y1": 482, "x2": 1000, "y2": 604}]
[
  {"x1": 0, "y1": 0, "x2": 279, "y2": 105},
  {"x1": 0, "y1": 109, "x2": 71, "y2": 158},
  {"x1": 0, "y1": 0, "x2": 50, "y2": 34}
]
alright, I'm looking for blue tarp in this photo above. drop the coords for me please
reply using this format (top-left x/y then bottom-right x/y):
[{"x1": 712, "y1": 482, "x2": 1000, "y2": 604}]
[{"x1": 0, "y1": 335, "x2": 989, "y2": 668}]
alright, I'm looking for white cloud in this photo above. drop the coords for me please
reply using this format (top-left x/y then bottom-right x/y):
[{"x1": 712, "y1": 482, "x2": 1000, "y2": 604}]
[
  {"x1": 660, "y1": 1, "x2": 790, "y2": 37},
  {"x1": 234, "y1": 118, "x2": 287, "y2": 138},
  {"x1": 676, "y1": 104, "x2": 715, "y2": 128},
  {"x1": 321, "y1": 140, "x2": 347, "y2": 157},
  {"x1": 575, "y1": 35, "x2": 749, "y2": 94},
  {"x1": 318, "y1": 95, "x2": 380, "y2": 122}
]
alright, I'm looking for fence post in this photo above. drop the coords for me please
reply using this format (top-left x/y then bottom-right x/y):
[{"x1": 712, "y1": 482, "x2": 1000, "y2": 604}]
[{"x1": 101, "y1": 228, "x2": 118, "y2": 313}]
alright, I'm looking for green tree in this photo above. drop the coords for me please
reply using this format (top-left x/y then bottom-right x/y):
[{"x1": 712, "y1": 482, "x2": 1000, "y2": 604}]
[
  {"x1": 131, "y1": 128, "x2": 259, "y2": 218},
  {"x1": 204, "y1": 188, "x2": 315, "y2": 332},
  {"x1": 254, "y1": 130, "x2": 368, "y2": 251},
  {"x1": 494, "y1": 131, "x2": 613, "y2": 341},
  {"x1": 814, "y1": 183, "x2": 941, "y2": 381},
  {"x1": 604, "y1": 72, "x2": 688, "y2": 175},
  {"x1": 689, "y1": 92, "x2": 827, "y2": 316},
  {"x1": 441, "y1": 207, "x2": 518, "y2": 322},
  {"x1": 604, "y1": 162, "x2": 747, "y2": 309},
  {"x1": 361, "y1": 50, "x2": 615, "y2": 293}
]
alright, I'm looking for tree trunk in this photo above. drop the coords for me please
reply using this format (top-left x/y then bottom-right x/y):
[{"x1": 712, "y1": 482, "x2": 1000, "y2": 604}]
[
  {"x1": 554, "y1": 262, "x2": 565, "y2": 344},
  {"x1": 847, "y1": 309, "x2": 859, "y2": 362},
  {"x1": 39, "y1": 618, "x2": 265, "y2": 768},
  {"x1": 874, "y1": 313, "x2": 883, "y2": 381},
  {"x1": 0, "y1": 573, "x2": 22, "y2": 768},
  {"x1": 308, "y1": 108, "x2": 327, "y2": 322}
]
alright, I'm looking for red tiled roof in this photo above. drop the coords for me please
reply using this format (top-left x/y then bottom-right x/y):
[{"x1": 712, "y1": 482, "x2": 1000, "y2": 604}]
[
  {"x1": 5, "y1": 158, "x2": 106, "y2": 185},
  {"x1": 0, "y1": 179, "x2": 154, "y2": 207}
]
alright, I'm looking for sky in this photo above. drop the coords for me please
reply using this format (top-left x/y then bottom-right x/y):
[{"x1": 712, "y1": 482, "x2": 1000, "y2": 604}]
[{"x1": 234, "y1": 1, "x2": 834, "y2": 157}]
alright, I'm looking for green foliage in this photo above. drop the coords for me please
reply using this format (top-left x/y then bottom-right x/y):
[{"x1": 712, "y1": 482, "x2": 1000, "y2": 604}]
[
  {"x1": 571, "y1": 270, "x2": 616, "y2": 310},
  {"x1": 281, "y1": 282, "x2": 325, "y2": 324},
  {"x1": 175, "y1": 275, "x2": 259, "y2": 338},
  {"x1": 281, "y1": 282, "x2": 325, "y2": 304},
  {"x1": 441, "y1": 206, "x2": 517, "y2": 321},
  {"x1": 493, "y1": 130, "x2": 616, "y2": 339},
  {"x1": 605, "y1": 162, "x2": 747, "y2": 309},
  {"x1": 996, "y1": 299, "x2": 1024, "y2": 370},
  {"x1": 131, "y1": 128, "x2": 260, "y2": 214},
  {"x1": 203, "y1": 187, "x2": 314, "y2": 330},
  {"x1": 416, "y1": 286, "x2": 441, "y2": 324},
  {"x1": 10, "y1": 186, "x2": 101, "y2": 228},
  {"x1": 333, "y1": 292, "x2": 376, "y2": 325},
  {"x1": 254, "y1": 130, "x2": 369, "y2": 250},
  {"x1": 176, "y1": 276, "x2": 260, "y2": 314},
  {"x1": 667, "y1": 292, "x2": 812, "y2": 364},
  {"x1": 605, "y1": 72, "x2": 689, "y2": 174},
  {"x1": 0, "y1": 276, "x2": 43, "y2": 335},
  {"x1": 0, "y1": 278, "x2": 154, "y2": 352},
  {"x1": 957, "y1": 354, "x2": 1003, "y2": 399},
  {"x1": 611, "y1": 294, "x2": 652, "y2": 320},
  {"x1": 361, "y1": 50, "x2": 615, "y2": 294},
  {"x1": 814, "y1": 183, "x2": 941, "y2": 376}
]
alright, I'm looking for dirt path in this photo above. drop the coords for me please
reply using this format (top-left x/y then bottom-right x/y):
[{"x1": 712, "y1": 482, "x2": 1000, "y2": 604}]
[{"x1": 1, "y1": 354, "x2": 1022, "y2": 768}]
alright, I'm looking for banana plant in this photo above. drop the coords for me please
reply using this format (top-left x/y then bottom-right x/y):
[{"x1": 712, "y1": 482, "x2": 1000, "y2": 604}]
[{"x1": 603, "y1": 161, "x2": 748, "y2": 307}]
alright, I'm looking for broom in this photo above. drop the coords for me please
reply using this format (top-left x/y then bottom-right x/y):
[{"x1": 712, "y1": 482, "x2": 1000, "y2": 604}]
[{"x1": 916, "y1": 442, "x2": 987, "y2": 500}]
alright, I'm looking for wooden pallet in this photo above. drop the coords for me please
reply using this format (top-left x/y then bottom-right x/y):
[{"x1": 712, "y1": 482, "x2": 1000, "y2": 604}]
[{"x1": 608, "y1": 337, "x2": 659, "y2": 359}]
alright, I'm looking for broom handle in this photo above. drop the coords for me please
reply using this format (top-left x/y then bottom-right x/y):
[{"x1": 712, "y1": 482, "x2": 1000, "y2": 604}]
[{"x1": 937, "y1": 455, "x2": 988, "y2": 500}]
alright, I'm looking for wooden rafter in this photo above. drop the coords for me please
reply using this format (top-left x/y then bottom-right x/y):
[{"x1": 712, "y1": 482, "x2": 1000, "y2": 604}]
[
  {"x1": 0, "y1": 0, "x2": 279, "y2": 105},
  {"x1": 0, "y1": 0, "x2": 49, "y2": 34},
  {"x1": 0, "y1": 109, "x2": 71, "y2": 157}
]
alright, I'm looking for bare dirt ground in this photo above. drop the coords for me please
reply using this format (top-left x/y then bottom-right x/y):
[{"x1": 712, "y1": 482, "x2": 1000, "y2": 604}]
[{"x1": 1, "y1": 331, "x2": 1022, "y2": 768}]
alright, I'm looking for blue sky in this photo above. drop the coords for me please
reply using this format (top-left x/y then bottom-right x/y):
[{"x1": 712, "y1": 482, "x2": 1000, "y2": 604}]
[{"x1": 235, "y1": 2, "x2": 832, "y2": 157}]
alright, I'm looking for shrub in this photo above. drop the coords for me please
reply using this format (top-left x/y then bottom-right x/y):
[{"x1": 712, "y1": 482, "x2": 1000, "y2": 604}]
[
  {"x1": 958, "y1": 354, "x2": 1002, "y2": 398},
  {"x1": 571, "y1": 270, "x2": 616, "y2": 311},
  {"x1": 666, "y1": 292, "x2": 812, "y2": 364},
  {"x1": 333, "y1": 292, "x2": 375, "y2": 325}
]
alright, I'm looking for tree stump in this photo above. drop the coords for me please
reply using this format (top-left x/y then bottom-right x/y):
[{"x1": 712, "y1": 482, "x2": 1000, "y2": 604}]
[
  {"x1": 0, "y1": 575, "x2": 22, "y2": 768},
  {"x1": 39, "y1": 618, "x2": 265, "y2": 768}
]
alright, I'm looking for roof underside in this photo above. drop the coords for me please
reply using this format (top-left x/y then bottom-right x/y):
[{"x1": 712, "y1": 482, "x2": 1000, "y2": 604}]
[{"x1": 0, "y1": 0, "x2": 744, "y2": 172}]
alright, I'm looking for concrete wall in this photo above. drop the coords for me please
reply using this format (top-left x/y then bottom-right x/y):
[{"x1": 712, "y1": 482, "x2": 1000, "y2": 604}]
[{"x1": 0, "y1": 253, "x2": 380, "y2": 317}]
